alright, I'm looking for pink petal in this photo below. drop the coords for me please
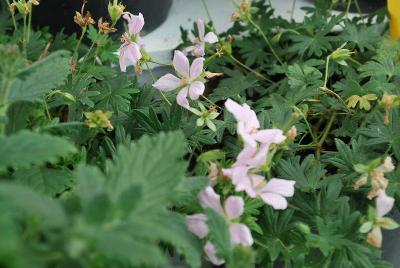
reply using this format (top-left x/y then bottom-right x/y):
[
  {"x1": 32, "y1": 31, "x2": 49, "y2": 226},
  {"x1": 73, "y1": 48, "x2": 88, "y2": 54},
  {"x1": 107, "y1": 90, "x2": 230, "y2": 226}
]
[
  {"x1": 182, "y1": 45, "x2": 195, "y2": 55},
  {"x1": 119, "y1": 42, "x2": 141, "y2": 72},
  {"x1": 238, "y1": 122, "x2": 257, "y2": 148},
  {"x1": 190, "y1": 57, "x2": 205, "y2": 79},
  {"x1": 204, "y1": 241, "x2": 225, "y2": 266},
  {"x1": 223, "y1": 166, "x2": 257, "y2": 198},
  {"x1": 173, "y1": 50, "x2": 190, "y2": 78},
  {"x1": 124, "y1": 13, "x2": 145, "y2": 35},
  {"x1": 229, "y1": 223, "x2": 254, "y2": 246},
  {"x1": 376, "y1": 190, "x2": 395, "y2": 218},
  {"x1": 186, "y1": 214, "x2": 209, "y2": 239},
  {"x1": 259, "y1": 192, "x2": 288, "y2": 210},
  {"x1": 204, "y1": 32, "x2": 218, "y2": 44},
  {"x1": 199, "y1": 186, "x2": 224, "y2": 215},
  {"x1": 192, "y1": 44, "x2": 205, "y2": 57},
  {"x1": 197, "y1": 18, "x2": 205, "y2": 40},
  {"x1": 234, "y1": 144, "x2": 268, "y2": 168},
  {"x1": 225, "y1": 99, "x2": 260, "y2": 130},
  {"x1": 262, "y1": 179, "x2": 295, "y2": 197},
  {"x1": 253, "y1": 129, "x2": 286, "y2": 145},
  {"x1": 224, "y1": 196, "x2": 244, "y2": 220},
  {"x1": 176, "y1": 87, "x2": 189, "y2": 109},
  {"x1": 188, "y1": 81, "x2": 205, "y2": 100},
  {"x1": 152, "y1": 74, "x2": 181, "y2": 92}
]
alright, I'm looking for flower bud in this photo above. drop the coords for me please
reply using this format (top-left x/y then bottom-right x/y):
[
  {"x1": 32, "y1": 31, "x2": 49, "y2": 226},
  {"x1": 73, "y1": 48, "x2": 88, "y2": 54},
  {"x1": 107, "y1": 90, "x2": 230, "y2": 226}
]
[
  {"x1": 330, "y1": 43, "x2": 354, "y2": 66},
  {"x1": 353, "y1": 176, "x2": 368, "y2": 190},
  {"x1": 108, "y1": 0, "x2": 125, "y2": 25},
  {"x1": 287, "y1": 126, "x2": 297, "y2": 141}
]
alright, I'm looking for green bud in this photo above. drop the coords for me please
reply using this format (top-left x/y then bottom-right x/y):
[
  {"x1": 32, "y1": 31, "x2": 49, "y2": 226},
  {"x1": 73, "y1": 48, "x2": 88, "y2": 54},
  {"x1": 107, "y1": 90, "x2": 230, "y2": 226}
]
[
  {"x1": 330, "y1": 43, "x2": 354, "y2": 66},
  {"x1": 359, "y1": 221, "x2": 373, "y2": 233},
  {"x1": 108, "y1": 0, "x2": 125, "y2": 25}
]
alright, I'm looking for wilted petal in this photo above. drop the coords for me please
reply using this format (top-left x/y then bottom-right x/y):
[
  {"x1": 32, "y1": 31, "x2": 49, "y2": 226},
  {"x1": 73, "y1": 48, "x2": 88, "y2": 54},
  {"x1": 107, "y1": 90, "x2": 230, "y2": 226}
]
[
  {"x1": 173, "y1": 50, "x2": 190, "y2": 78},
  {"x1": 186, "y1": 214, "x2": 209, "y2": 239},
  {"x1": 199, "y1": 186, "x2": 224, "y2": 215},
  {"x1": 188, "y1": 81, "x2": 205, "y2": 100},
  {"x1": 190, "y1": 57, "x2": 205, "y2": 79},
  {"x1": 176, "y1": 87, "x2": 189, "y2": 109},
  {"x1": 224, "y1": 196, "x2": 244, "y2": 220},
  {"x1": 124, "y1": 13, "x2": 145, "y2": 35},
  {"x1": 119, "y1": 42, "x2": 141, "y2": 72},
  {"x1": 262, "y1": 179, "x2": 295, "y2": 197},
  {"x1": 197, "y1": 18, "x2": 205, "y2": 40},
  {"x1": 152, "y1": 73, "x2": 181, "y2": 92},
  {"x1": 253, "y1": 129, "x2": 286, "y2": 145},
  {"x1": 367, "y1": 226, "x2": 382, "y2": 248},
  {"x1": 376, "y1": 190, "x2": 395, "y2": 218},
  {"x1": 204, "y1": 241, "x2": 225, "y2": 266},
  {"x1": 259, "y1": 192, "x2": 288, "y2": 210},
  {"x1": 204, "y1": 32, "x2": 218, "y2": 44},
  {"x1": 229, "y1": 223, "x2": 254, "y2": 246}
]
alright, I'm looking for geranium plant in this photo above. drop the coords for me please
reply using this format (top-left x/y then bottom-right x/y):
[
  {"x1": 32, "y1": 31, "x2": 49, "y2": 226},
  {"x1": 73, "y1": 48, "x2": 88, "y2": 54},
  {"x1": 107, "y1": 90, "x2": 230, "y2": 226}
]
[{"x1": 0, "y1": 0, "x2": 399, "y2": 267}]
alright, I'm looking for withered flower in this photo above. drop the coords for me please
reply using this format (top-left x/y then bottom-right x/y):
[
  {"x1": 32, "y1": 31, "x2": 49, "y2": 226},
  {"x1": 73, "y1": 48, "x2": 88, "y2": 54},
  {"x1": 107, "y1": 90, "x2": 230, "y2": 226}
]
[
  {"x1": 98, "y1": 18, "x2": 117, "y2": 34},
  {"x1": 74, "y1": 11, "x2": 95, "y2": 28}
]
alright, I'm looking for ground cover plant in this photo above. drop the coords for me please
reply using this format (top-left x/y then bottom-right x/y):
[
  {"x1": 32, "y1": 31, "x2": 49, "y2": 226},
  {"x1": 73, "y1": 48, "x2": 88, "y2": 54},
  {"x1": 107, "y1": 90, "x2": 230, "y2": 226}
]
[{"x1": 0, "y1": 0, "x2": 400, "y2": 267}]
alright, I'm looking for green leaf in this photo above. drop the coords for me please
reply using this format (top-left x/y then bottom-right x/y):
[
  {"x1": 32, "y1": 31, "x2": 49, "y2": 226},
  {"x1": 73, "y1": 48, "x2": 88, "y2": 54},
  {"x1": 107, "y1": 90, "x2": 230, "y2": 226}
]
[
  {"x1": 14, "y1": 167, "x2": 74, "y2": 196},
  {"x1": 0, "y1": 131, "x2": 77, "y2": 169},
  {"x1": 7, "y1": 51, "x2": 71, "y2": 102},
  {"x1": 205, "y1": 208, "x2": 231, "y2": 261}
]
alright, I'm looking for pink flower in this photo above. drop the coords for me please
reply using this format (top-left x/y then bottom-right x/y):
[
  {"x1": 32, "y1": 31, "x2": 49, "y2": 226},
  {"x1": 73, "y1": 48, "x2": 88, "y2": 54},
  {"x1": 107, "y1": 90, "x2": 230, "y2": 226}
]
[
  {"x1": 184, "y1": 19, "x2": 218, "y2": 57},
  {"x1": 376, "y1": 190, "x2": 395, "y2": 218},
  {"x1": 204, "y1": 241, "x2": 225, "y2": 266},
  {"x1": 199, "y1": 187, "x2": 253, "y2": 246},
  {"x1": 256, "y1": 178, "x2": 296, "y2": 210},
  {"x1": 119, "y1": 13, "x2": 145, "y2": 72},
  {"x1": 186, "y1": 214, "x2": 208, "y2": 239},
  {"x1": 153, "y1": 50, "x2": 205, "y2": 109},
  {"x1": 225, "y1": 99, "x2": 286, "y2": 147}
]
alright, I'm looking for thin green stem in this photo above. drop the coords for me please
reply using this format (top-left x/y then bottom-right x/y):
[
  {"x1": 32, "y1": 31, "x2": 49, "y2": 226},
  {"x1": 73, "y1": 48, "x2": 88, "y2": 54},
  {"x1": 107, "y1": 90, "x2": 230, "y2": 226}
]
[
  {"x1": 201, "y1": 95, "x2": 221, "y2": 110},
  {"x1": 148, "y1": 59, "x2": 172, "y2": 68},
  {"x1": 144, "y1": 61, "x2": 172, "y2": 106},
  {"x1": 316, "y1": 113, "x2": 336, "y2": 159},
  {"x1": 290, "y1": 0, "x2": 297, "y2": 21},
  {"x1": 22, "y1": 14, "x2": 27, "y2": 54},
  {"x1": 323, "y1": 56, "x2": 330, "y2": 89},
  {"x1": 248, "y1": 18, "x2": 283, "y2": 64},
  {"x1": 345, "y1": 0, "x2": 352, "y2": 18},
  {"x1": 72, "y1": 27, "x2": 87, "y2": 61},
  {"x1": 27, "y1": 9, "x2": 32, "y2": 43},
  {"x1": 229, "y1": 54, "x2": 275, "y2": 84},
  {"x1": 201, "y1": 0, "x2": 213, "y2": 23},
  {"x1": 292, "y1": 106, "x2": 318, "y2": 144},
  {"x1": 5, "y1": 0, "x2": 17, "y2": 31},
  {"x1": 43, "y1": 98, "x2": 51, "y2": 121}
]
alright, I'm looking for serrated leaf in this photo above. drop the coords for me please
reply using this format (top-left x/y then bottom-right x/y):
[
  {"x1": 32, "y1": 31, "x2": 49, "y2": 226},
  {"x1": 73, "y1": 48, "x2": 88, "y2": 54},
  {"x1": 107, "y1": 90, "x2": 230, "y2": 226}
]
[{"x1": 0, "y1": 131, "x2": 76, "y2": 168}]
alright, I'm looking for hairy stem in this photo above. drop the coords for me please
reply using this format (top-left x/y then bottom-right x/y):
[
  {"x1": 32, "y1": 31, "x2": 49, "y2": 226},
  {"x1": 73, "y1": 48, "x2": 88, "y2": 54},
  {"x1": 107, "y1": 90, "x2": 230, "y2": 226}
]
[{"x1": 248, "y1": 18, "x2": 283, "y2": 64}]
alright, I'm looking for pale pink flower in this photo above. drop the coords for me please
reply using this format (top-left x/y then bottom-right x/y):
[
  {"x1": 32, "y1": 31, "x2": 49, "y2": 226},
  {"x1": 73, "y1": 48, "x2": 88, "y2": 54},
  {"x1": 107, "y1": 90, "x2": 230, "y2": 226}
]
[
  {"x1": 153, "y1": 50, "x2": 205, "y2": 108},
  {"x1": 376, "y1": 190, "x2": 395, "y2": 218},
  {"x1": 119, "y1": 13, "x2": 145, "y2": 72},
  {"x1": 225, "y1": 99, "x2": 286, "y2": 147},
  {"x1": 199, "y1": 187, "x2": 253, "y2": 246},
  {"x1": 184, "y1": 19, "x2": 218, "y2": 57},
  {"x1": 204, "y1": 241, "x2": 225, "y2": 266}
]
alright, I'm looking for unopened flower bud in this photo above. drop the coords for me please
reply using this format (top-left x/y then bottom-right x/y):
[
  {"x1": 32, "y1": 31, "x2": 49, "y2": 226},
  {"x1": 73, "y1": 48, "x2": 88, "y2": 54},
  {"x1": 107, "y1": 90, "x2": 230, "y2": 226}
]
[
  {"x1": 287, "y1": 126, "x2": 297, "y2": 140},
  {"x1": 108, "y1": 0, "x2": 125, "y2": 25},
  {"x1": 205, "y1": 71, "x2": 223, "y2": 79},
  {"x1": 227, "y1": 34, "x2": 234, "y2": 43},
  {"x1": 330, "y1": 43, "x2": 354, "y2": 66},
  {"x1": 353, "y1": 176, "x2": 368, "y2": 190}
]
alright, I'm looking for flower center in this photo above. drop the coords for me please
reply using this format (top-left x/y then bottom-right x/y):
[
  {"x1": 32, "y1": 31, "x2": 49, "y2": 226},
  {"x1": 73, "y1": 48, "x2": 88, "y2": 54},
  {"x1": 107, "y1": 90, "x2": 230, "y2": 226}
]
[{"x1": 180, "y1": 78, "x2": 189, "y2": 86}]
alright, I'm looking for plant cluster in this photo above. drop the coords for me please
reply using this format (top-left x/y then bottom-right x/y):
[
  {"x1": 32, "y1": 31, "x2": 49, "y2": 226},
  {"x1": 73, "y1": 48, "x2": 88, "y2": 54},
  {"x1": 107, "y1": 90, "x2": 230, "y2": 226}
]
[{"x1": 0, "y1": 0, "x2": 400, "y2": 267}]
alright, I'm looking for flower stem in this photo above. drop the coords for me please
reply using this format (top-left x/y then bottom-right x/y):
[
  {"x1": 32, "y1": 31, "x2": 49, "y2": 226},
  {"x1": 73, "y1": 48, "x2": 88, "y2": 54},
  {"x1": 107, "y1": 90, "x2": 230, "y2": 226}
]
[
  {"x1": 27, "y1": 9, "x2": 32, "y2": 43},
  {"x1": 316, "y1": 113, "x2": 336, "y2": 159},
  {"x1": 201, "y1": 95, "x2": 221, "y2": 110},
  {"x1": 248, "y1": 18, "x2": 283, "y2": 65},
  {"x1": 148, "y1": 59, "x2": 172, "y2": 67},
  {"x1": 229, "y1": 54, "x2": 275, "y2": 84},
  {"x1": 290, "y1": 0, "x2": 297, "y2": 21},
  {"x1": 72, "y1": 26, "x2": 87, "y2": 61},
  {"x1": 5, "y1": 0, "x2": 17, "y2": 31},
  {"x1": 144, "y1": 61, "x2": 172, "y2": 106},
  {"x1": 201, "y1": 0, "x2": 213, "y2": 23}
]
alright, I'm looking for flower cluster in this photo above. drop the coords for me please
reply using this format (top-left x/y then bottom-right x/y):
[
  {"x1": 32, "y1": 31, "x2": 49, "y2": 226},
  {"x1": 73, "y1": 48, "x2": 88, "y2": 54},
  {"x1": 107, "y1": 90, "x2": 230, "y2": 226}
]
[
  {"x1": 222, "y1": 99, "x2": 296, "y2": 209},
  {"x1": 354, "y1": 157, "x2": 398, "y2": 247},
  {"x1": 186, "y1": 187, "x2": 253, "y2": 265},
  {"x1": 119, "y1": 12, "x2": 145, "y2": 72}
]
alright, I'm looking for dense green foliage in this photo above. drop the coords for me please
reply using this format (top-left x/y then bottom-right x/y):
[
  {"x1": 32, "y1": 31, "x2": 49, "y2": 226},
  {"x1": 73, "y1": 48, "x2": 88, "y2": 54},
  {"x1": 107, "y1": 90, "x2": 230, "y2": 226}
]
[{"x1": 0, "y1": 0, "x2": 400, "y2": 267}]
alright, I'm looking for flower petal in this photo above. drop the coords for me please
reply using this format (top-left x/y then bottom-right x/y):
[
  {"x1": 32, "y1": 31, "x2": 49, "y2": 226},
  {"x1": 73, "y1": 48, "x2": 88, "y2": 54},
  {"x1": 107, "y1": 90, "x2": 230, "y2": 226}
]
[
  {"x1": 190, "y1": 57, "x2": 205, "y2": 79},
  {"x1": 124, "y1": 13, "x2": 145, "y2": 35},
  {"x1": 204, "y1": 32, "x2": 218, "y2": 44},
  {"x1": 253, "y1": 129, "x2": 286, "y2": 145},
  {"x1": 376, "y1": 190, "x2": 395, "y2": 218},
  {"x1": 152, "y1": 73, "x2": 181, "y2": 92},
  {"x1": 199, "y1": 186, "x2": 224, "y2": 215},
  {"x1": 192, "y1": 44, "x2": 205, "y2": 57},
  {"x1": 367, "y1": 226, "x2": 383, "y2": 248},
  {"x1": 186, "y1": 214, "x2": 209, "y2": 239},
  {"x1": 259, "y1": 192, "x2": 288, "y2": 210},
  {"x1": 229, "y1": 223, "x2": 254, "y2": 246},
  {"x1": 182, "y1": 45, "x2": 195, "y2": 55},
  {"x1": 119, "y1": 43, "x2": 141, "y2": 72},
  {"x1": 225, "y1": 99, "x2": 260, "y2": 130},
  {"x1": 197, "y1": 18, "x2": 205, "y2": 40},
  {"x1": 204, "y1": 241, "x2": 225, "y2": 266},
  {"x1": 173, "y1": 50, "x2": 190, "y2": 78},
  {"x1": 224, "y1": 196, "x2": 244, "y2": 220},
  {"x1": 262, "y1": 178, "x2": 296, "y2": 197},
  {"x1": 176, "y1": 87, "x2": 189, "y2": 109},
  {"x1": 188, "y1": 81, "x2": 205, "y2": 100},
  {"x1": 238, "y1": 122, "x2": 257, "y2": 148}
]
